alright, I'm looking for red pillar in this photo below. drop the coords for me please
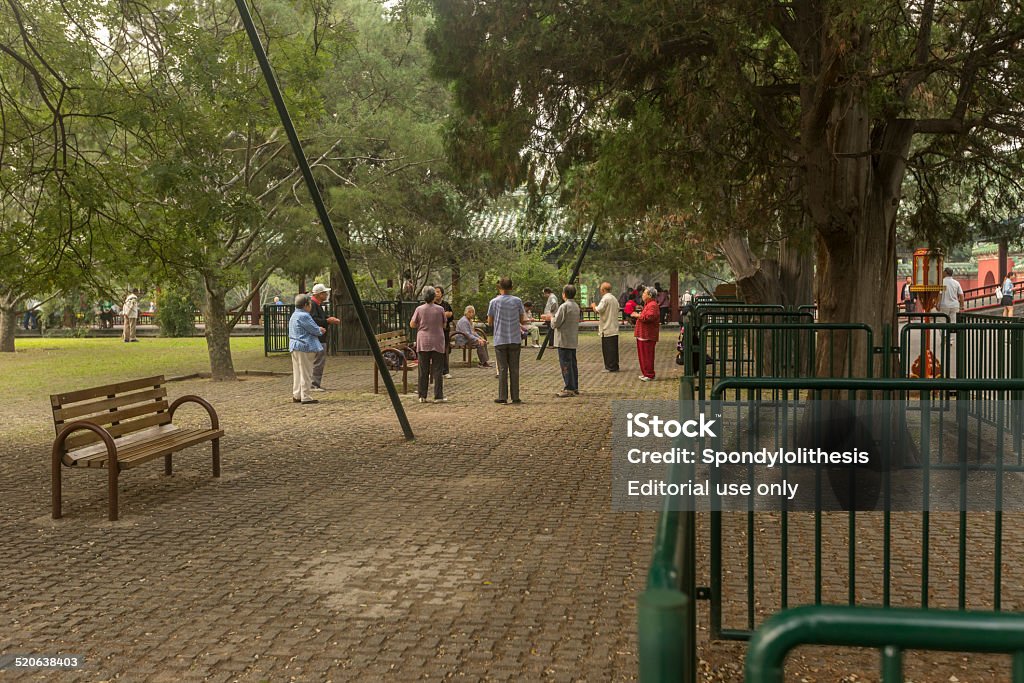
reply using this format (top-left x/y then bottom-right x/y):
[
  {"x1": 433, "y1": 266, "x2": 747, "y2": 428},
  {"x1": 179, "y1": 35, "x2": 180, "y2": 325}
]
[
  {"x1": 1000, "y1": 238, "x2": 1009, "y2": 282},
  {"x1": 250, "y1": 277, "x2": 261, "y2": 326},
  {"x1": 669, "y1": 270, "x2": 679, "y2": 322}
]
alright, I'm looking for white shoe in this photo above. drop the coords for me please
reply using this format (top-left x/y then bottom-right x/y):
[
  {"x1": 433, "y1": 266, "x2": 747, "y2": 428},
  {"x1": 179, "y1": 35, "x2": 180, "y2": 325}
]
[
  {"x1": 434, "y1": 397, "x2": 448, "y2": 403},
  {"x1": 531, "y1": 343, "x2": 540, "y2": 348},
  {"x1": 639, "y1": 376, "x2": 652, "y2": 382},
  {"x1": 311, "y1": 386, "x2": 327, "y2": 392},
  {"x1": 418, "y1": 398, "x2": 428, "y2": 403},
  {"x1": 443, "y1": 374, "x2": 453, "y2": 379}
]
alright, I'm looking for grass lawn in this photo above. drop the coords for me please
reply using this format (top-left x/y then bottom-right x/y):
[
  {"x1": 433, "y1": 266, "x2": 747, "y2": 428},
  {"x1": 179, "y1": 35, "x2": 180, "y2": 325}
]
[{"x1": 0, "y1": 337, "x2": 283, "y2": 400}]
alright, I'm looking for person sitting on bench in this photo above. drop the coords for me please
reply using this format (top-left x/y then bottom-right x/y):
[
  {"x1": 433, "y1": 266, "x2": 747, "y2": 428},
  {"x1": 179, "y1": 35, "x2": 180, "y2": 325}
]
[{"x1": 455, "y1": 306, "x2": 491, "y2": 368}]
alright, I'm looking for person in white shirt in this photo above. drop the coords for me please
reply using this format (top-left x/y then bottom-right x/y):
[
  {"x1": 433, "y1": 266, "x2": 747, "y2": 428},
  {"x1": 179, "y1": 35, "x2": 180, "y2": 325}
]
[
  {"x1": 591, "y1": 281, "x2": 620, "y2": 372},
  {"x1": 122, "y1": 289, "x2": 140, "y2": 342},
  {"x1": 938, "y1": 268, "x2": 964, "y2": 324},
  {"x1": 521, "y1": 302, "x2": 542, "y2": 347},
  {"x1": 1002, "y1": 269, "x2": 1015, "y2": 317}
]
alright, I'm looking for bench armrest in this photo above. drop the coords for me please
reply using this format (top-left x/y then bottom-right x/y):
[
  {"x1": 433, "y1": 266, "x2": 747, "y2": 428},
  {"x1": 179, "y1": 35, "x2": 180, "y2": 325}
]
[
  {"x1": 169, "y1": 395, "x2": 220, "y2": 430},
  {"x1": 52, "y1": 420, "x2": 117, "y2": 467}
]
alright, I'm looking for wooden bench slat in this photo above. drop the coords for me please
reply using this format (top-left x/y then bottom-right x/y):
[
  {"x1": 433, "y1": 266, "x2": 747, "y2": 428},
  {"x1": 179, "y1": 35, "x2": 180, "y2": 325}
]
[
  {"x1": 73, "y1": 428, "x2": 223, "y2": 468},
  {"x1": 65, "y1": 424, "x2": 178, "y2": 463},
  {"x1": 52, "y1": 387, "x2": 167, "y2": 423},
  {"x1": 50, "y1": 375, "x2": 166, "y2": 407},
  {"x1": 55, "y1": 396, "x2": 168, "y2": 429},
  {"x1": 64, "y1": 412, "x2": 173, "y2": 451}
]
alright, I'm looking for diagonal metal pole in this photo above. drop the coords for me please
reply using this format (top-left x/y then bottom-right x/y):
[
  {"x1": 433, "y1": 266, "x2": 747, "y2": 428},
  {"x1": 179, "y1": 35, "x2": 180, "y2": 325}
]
[
  {"x1": 537, "y1": 220, "x2": 598, "y2": 360},
  {"x1": 234, "y1": 0, "x2": 414, "y2": 440}
]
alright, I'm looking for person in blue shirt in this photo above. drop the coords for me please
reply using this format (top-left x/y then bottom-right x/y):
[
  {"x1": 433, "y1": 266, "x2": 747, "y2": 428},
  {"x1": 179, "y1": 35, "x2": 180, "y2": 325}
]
[
  {"x1": 1003, "y1": 269, "x2": 1016, "y2": 318},
  {"x1": 487, "y1": 277, "x2": 527, "y2": 404},
  {"x1": 289, "y1": 294, "x2": 325, "y2": 404}
]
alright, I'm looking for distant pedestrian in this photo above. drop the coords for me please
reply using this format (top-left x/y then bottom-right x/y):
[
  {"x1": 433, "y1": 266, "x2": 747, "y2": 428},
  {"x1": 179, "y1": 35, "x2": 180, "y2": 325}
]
[
  {"x1": 547, "y1": 284, "x2": 581, "y2": 397},
  {"x1": 488, "y1": 277, "x2": 528, "y2": 404},
  {"x1": 632, "y1": 286, "x2": 661, "y2": 381},
  {"x1": 655, "y1": 282, "x2": 670, "y2": 324},
  {"x1": 122, "y1": 289, "x2": 140, "y2": 342},
  {"x1": 543, "y1": 287, "x2": 559, "y2": 319},
  {"x1": 618, "y1": 289, "x2": 631, "y2": 323},
  {"x1": 309, "y1": 283, "x2": 340, "y2": 392},
  {"x1": 901, "y1": 276, "x2": 915, "y2": 313},
  {"x1": 1003, "y1": 270, "x2": 1015, "y2": 317},
  {"x1": 938, "y1": 267, "x2": 964, "y2": 325},
  {"x1": 99, "y1": 301, "x2": 114, "y2": 329},
  {"x1": 434, "y1": 285, "x2": 454, "y2": 378},
  {"x1": 22, "y1": 299, "x2": 39, "y2": 330},
  {"x1": 273, "y1": 296, "x2": 284, "y2": 306},
  {"x1": 592, "y1": 282, "x2": 620, "y2": 372},
  {"x1": 289, "y1": 293, "x2": 325, "y2": 405},
  {"x1": 410, "y1": 286, "x2": 447, "y2": 403}
]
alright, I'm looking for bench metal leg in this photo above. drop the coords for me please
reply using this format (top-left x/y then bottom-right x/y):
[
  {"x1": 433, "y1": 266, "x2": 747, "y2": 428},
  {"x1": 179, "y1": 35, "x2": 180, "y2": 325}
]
[
  {"x1": 402, "y1": 368, "x2": 408, "y2": 394},
  {"x1": 374, "y1": 364, "x2": 379, "y2": 394},
  {"x1": 108, "y1": 463, "x2": 120, "y2": 521},
  {"x1": 165, "y1": 454, "x2": 172, "y2": 475},
  {"x1": 212, "y1": 438, "x2": 221, "y2": 477}
]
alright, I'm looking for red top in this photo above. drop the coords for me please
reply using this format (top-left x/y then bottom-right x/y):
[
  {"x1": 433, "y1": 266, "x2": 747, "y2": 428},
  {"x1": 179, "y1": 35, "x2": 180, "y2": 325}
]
[
  {"x1": 624, "y1": 300, "x2": 637, "y2": 315},
  {"x1": 633, "y1": 300, "x2": 661, "y2": 341}
]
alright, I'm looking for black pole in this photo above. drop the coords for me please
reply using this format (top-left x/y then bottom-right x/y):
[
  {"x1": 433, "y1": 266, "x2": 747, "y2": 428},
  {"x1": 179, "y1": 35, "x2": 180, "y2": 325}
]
[
  {"x1": 537, "y1": 221, "x2": 598, "y2": 360},
  {"x1": 234, "y1": 0, "x2": 414, "y2": 440}
]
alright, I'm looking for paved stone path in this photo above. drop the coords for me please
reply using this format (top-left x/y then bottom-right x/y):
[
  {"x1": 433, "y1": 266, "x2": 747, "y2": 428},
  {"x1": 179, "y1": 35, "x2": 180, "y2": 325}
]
[
  {"x1": 3, "y1": 334, "x2": 1023, "y2": 681},
  {"x1": 0, "y1": 335, "x2": 678, "y2": 682}
]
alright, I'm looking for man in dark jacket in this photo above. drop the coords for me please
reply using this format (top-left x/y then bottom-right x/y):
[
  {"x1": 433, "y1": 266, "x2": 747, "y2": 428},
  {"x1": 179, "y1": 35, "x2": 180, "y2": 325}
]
[
  {"x1": 434, "y1": 285, "x2": 454, "y2": 378},
  {"x1": 309, "y1": 283, "x2": 340, "y2": 391}
]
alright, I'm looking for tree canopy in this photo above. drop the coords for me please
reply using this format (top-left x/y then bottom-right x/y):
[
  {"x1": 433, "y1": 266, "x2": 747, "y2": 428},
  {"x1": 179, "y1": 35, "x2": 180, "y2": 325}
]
[{"x1": 425, "y1": 0, "x2": 1024, "y2": 368}]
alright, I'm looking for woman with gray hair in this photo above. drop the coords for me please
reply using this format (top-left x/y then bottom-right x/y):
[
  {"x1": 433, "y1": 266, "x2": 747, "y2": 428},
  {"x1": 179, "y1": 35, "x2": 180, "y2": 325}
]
[
  {"x1": 631, "y1": 286, "x2": 661, "y2": 381},
  {"x1": 409, "y1": 286, "x2": 448, "y2": 403},
  {"x1": 289, "y1": 293, "x2": 326, "y2": 404},
  {"x1": 454, "y1": 305, "x2": 491, "y2": 368}
]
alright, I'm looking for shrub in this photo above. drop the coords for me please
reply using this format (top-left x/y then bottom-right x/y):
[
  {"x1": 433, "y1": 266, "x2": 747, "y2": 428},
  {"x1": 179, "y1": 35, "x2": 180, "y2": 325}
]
[{"x1": 156, "y1": 288, "x2": 197, "y2": 337}]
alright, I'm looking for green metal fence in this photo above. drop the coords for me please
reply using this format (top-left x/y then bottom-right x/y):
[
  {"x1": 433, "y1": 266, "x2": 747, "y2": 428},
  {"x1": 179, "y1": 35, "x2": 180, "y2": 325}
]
[
  {"x1": 263, "y1": 301, "x2": 414, "y2": 355},
  {"x1": 639, "y1": 374, "x2": 1024, "y2": 682},
  {"x1": 745, "y1": 605, "x2": 1024, "y2": 683},
  {"x1": 693, "y1": 322, "x2": 873, "y2": 401}
]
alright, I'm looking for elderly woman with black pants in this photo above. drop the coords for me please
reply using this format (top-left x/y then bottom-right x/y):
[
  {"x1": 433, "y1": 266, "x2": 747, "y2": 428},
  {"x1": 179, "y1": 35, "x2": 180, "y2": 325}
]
[
  {"x1": 631, "y1": 286, "x2": 661, "y2": 382},
  {"x1": 409, "y1": 286, "x2": 448, "y2": 403}
]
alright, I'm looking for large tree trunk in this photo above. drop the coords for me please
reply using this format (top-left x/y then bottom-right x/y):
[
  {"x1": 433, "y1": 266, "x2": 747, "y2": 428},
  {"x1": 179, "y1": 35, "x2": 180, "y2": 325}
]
[
  {"x1": 0, "y1": 294, "x2": 18, "y2": 352},
  {"x1": 720, "y1": 232, "x2": 814, "y2": 307},
  {"x1": 201, "y1": 278, "x2": 237, "y2": 381},
  {"x1": 720, "y1": 233, "x2": 786, "y2": 304},
  {"x1": 805, "y1": 95, "x2": 913, "y2": 378}
]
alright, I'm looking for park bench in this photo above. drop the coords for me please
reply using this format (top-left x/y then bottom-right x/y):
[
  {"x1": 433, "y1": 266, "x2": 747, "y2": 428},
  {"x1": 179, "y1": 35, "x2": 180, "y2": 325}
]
[
  {"x1": 50, "y1": 376, "x2": 223, "y2": 521},
  {"x1": 449, "y1": 329, "x2": 489, "y2": 366},
  {"x1": 374, "y1": 330, "x2": 418, "y2": 394}
]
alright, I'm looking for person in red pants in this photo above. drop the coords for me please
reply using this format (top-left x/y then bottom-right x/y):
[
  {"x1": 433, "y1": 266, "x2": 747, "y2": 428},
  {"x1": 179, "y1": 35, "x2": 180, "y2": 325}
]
[{"x1": 631, "y1": 287, "x2": 661, "y2": 381}]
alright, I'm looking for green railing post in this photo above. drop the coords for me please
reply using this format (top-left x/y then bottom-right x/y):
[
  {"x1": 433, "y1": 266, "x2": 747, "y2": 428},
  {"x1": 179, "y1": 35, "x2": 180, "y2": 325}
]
[
  {"x1": 638, "y1": 589, "x2": 691, "y2": 683},
  {"x1": 638, "y1": 376, "x2": 699, "y2": 683}
]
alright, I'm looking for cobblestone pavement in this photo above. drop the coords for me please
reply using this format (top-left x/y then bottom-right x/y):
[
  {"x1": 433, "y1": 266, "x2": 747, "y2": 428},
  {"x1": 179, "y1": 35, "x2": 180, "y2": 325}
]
[
  {"x1": 0, "y1": 335, "x2": 678, "y2": 682},
  {"x1": 3, "y1": 335, "x2": 1022, "y2": 682}
]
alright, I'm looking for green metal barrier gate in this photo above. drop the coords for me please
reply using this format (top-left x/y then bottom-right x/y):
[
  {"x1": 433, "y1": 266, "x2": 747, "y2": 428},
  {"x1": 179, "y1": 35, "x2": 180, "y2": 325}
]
[
  {"x1": 639, "y1": 375, "x2": 1024, "y2": 683},
  {"x1": 745, "y1": 605, "x2": 1024, "y2": 682}
]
